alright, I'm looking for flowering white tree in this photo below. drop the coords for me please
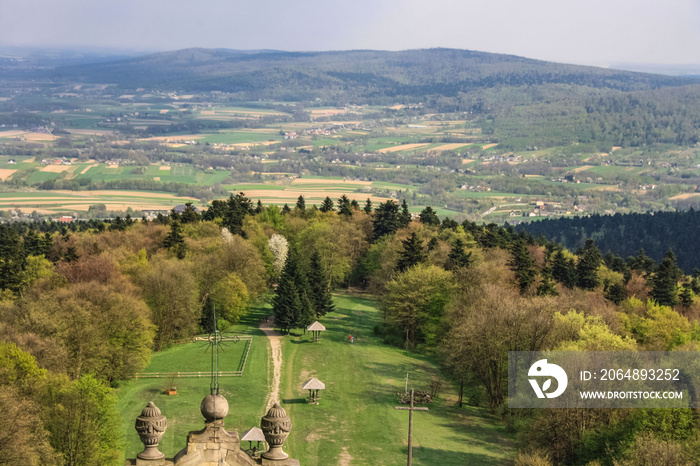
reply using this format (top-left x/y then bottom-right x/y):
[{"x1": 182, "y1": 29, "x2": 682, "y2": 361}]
[
  {"x1": 221, "y1": 227, "x2": 234, "y2": 243},
  {"x1": 268, "y1": 234, "x2": 289, "y2": 275}
]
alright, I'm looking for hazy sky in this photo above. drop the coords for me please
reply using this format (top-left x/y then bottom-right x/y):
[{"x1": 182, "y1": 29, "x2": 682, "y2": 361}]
[{"x1": 1, "y1": 0, "x2": 699, "y2": 66}]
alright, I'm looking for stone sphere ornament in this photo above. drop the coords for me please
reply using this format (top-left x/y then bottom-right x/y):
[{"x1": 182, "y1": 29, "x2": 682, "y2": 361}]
[
  {"x1": 135, "y1": 402, "x2": 167, "y2": 460},
  {"x1": 200, "y1": 393, "x2": 229, "y2": 422},
  {"x1": 261, "y1": 402, "x2": 292, "y2": 460}
]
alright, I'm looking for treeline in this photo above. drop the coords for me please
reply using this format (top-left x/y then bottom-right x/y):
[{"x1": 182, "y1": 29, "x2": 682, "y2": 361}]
[
  {"x1": 516, "y1": 209, "x2": 700, "y2": 273},
  {"x1": 55, "y1": 48, "x2": 694, "y2": 99}
]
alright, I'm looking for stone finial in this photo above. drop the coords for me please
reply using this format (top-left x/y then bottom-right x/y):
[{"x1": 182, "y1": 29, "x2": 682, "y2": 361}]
[
  {"x1": 135, "y1": 402, "x2": 167, "y2": 460},
  {"x1": 261, "y1": 402, "x2": 292, "y2": 460},
  {"x1": 200, "y1": 393, "x2": 229, "y2": 423}
]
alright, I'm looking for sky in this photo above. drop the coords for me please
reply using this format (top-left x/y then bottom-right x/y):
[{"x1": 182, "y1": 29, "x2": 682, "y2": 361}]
[{"x1": 1, "y1": 0, "x2": 699, "y2": 68}]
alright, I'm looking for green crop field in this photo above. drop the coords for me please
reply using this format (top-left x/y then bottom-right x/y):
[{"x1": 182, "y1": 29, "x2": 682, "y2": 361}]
[{"x1": 200, "y1": 132, "x2": 281, "y2": 145}]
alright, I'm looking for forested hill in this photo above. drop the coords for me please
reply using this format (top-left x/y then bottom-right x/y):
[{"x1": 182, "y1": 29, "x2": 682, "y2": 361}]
[
  {"x1": 516, "y1": 210, "x2": 700, "y2": 273},
  {"x1": 53, "y1": 48, "x2": 697, "y2": 102}
]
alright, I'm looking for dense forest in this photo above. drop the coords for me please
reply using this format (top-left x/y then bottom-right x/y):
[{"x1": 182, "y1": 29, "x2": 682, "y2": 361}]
[
  {"x1": 3, "y1": 48, "x2": 686, "y2": 150},
  {"x1": 2, "y1": 195, "x2": 700, "y2": 464},
  {"x1": 517, "y1": 209, "x2": 700, "y2": 273}
]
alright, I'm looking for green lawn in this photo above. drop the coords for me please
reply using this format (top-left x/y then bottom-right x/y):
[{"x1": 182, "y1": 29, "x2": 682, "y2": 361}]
[
  {"x1": 116, "y1": 307, "x2": 270, "y2": 462},
  {"x1": 277, "y1": 294, "x2": 515, "y2": 465},
  {"x1": 117, "y1": 294, "x2": 514, "y2": 465}
]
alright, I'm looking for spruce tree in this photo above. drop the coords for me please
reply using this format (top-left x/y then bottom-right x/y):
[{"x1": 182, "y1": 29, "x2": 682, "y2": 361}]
[
  {"x1": 419, "y1": 206, "x2": 440, "y2": 226},
  {"x1": 441, "y1": 217, "x2": 459, "y2": 230},
  {"x1": 372, "y1": 200, "x2": 400, "y2": 239},
  {"x1": 363, "y1": 198, "x2": 373, "y2": 214},
  {"x1": 320, "y1": 197, "x2": 335, "y2": 213},
  {"x1": 680, "y1": 283, "x2": 694, "y2": 308},
  {"x1": 576, "y1": 239, "x2": 602, "y2": 290},
  {"x1": 308, "y1": 251, "x2": 335, "y2": 318},
  {"x1": 604, "y1": 281, "x2": 627, "y2": 304},
  {"x1": 446, "y1": 238, "x2": 473, "y2": 271},
  {"x1": 427, "y1": 237, "x2": 439, "y2": 251},
  {"x1": 537, "y1": 265, "x2": 559, "y2": 296},
  {"x1": 0, "y1": 225, "x2": 25, "y2": 293},
  {"x1": 272, "y1": 249, "x2": 313, "y2": 333},
  {"x1": 281, "y1": 204, "x2": 291, "y2": 215},
  {"x1": 337, "y1": 195, "x2": 352, "y2": 216},
  {"x1": 650, "y1": 250, "x2": 682, "y2": 307},
  {"x1": 399, "y1": 199, "x2": 411, "y2": 227},
  {"x1": 296, "y1": 195, "x2": 306, "y2": 211},
  {"x1": 510, "y1": 239, "x2": 536, "y2": 294},
  {"x1": 163, "y1": 219, "x2": 186, "y2": 259},
  {"x1": 552, "y1": 250, "x2": 577, "y2": 288},
  {"x1": 396, "y1": 232, "x2": 425, "y2": 272}
]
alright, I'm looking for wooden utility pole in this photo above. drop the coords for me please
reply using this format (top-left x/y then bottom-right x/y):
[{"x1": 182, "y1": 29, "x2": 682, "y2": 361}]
[{"x1": 394, "y1": 389, "x2": 429, "y2": 466}]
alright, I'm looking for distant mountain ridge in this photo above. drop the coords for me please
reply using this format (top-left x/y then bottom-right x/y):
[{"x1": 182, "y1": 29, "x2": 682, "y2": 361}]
[{"x1": 52, "y1": 47, "x2": 699, "y2": 103}]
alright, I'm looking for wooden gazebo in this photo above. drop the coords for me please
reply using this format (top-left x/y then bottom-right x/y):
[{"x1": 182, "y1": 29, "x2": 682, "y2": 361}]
[
  {"x1": 241, "y1": 426, "x2": 266, "y2": 455},
  {"x1": 307, "y1": 321, "x2": 326, "y2": 342},
  {"x1": 302, "y1": 377, "x2": 326, "y2": 404}
]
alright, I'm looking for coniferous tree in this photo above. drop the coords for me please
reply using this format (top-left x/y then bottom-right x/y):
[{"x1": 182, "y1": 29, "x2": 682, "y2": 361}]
[
  {"x1": 419, "y1": 206, "x2": 440, "y2": 226},
  {"x1": 650, "y1": 250, "x2": 683, "y2": 307},
  {"x1": 337, "y1": 195, "x2": 352, "y2": 216},
  {"x1": 427, "y1": 236, "x2": 439, "y2": 251},
  {"x1": 0, "y1": 225, "x2": 25, "y2": 293},
  {"x1": 399, "y1": 199, "x2": 411, "y2": 227},
  {"x1": 680, "y1": 283, "x2": 694, "y2": 308},
  {"x1": 255, "y1": 199, "x2": 264, "y2": 214},
  {"x1": 281, "y1": 204, "x2": 291, "y2": 215},
  {"x1": 296, "y1": 195, "x2": 306, "y2": 211},
  {"x1": 537, "y1": 265, "x2": 559, "y2": 296},
  {"x1": 350, "y1": 199, "x2": 360, "y2": 211},
  {"x1": 628, "y1": 248, "x2": 655, "y2": 275},
  {"x1": 163, "y1": 219, "x2": 187, "y2": 259},
  {"x1": 179, "y1": 202, "x2": 200, "y2": 224},
  {"x1": 372, "y1": 200, "x2": 400, "y2": 239},
  {"x1": 396, "y1": 232, "x2": 425, "y2": 272},
  {"x1": 320, "y1": 197, "x2": 335, "y2": 213},
  {"x1": 604, "y1": 281, "x2": 627, "y2": 304},
  {"x1": 23, "y1": 229, "x2": 47, "y2": 257},
  {"x1": 109, "y1": 216, "x2": 127, "y2": 232},
  {"x1": 445, "y1": 238, "x2": 473, "y2": 271},
  {"x1": 440, "y1": 217, "x2": 459, "y2": 230},
  {"x1": 552, "y1": 249, "x2": 577, "y2": 288},
  {"x1": 272, "y1": 249, "x2": 313, "y2": 333},
  {"x1": 576, "y1": 239, "x2": 602, "y2": 290},
  {"x1": 510, "y1": 239, "x2": 536, "y2": 294},
  {"x1": 307, "y1": 251, "x2": 335, "y2": 318},
  {"x1": 363, "y1": 198, "x2": 373, "y2": 214}
]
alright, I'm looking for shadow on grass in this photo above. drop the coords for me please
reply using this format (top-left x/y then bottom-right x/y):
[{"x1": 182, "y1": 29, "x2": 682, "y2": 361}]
[
  {"x1": 282, "y1": 398, "x2": 307, "y2": 404},
  {"x1": 413, "y1": 447, "x2": 509, "y2": 466}
]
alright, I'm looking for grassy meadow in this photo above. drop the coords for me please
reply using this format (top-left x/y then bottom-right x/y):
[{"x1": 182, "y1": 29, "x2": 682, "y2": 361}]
[{"x1": 116, "y1": 294, "x2": 515, "y2": 465}]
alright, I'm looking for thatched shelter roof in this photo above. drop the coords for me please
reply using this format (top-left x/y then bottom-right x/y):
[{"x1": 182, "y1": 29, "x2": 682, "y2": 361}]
[
  {"x1": 307, "y1": 321, "x2": 326, "y2": 332},
  {"x1": 241, "y1": 426, "x2": 265, "y2": 442},
  {"x1": 302, "y1": 377, "x2": 326, "y2": 390}
]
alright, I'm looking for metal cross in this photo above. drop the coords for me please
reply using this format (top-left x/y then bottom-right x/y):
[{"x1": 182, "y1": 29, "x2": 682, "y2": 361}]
[{"x1": 394, "y1": 388, "x2": 429, "y2": 466}]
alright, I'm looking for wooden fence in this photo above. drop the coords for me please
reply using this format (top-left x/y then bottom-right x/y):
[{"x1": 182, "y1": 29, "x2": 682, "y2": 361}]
[{"x1": 133, "y1": 335, "x2": 253, "y2": 379}]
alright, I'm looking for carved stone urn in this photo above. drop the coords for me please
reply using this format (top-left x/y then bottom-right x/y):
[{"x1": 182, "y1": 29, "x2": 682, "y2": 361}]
[
  {"x1": 135, "y1": 402, "x2": 167, "y2": 460},
  {"x1": 261, "y1": 402, "x2": 292, "y2": 460}
]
